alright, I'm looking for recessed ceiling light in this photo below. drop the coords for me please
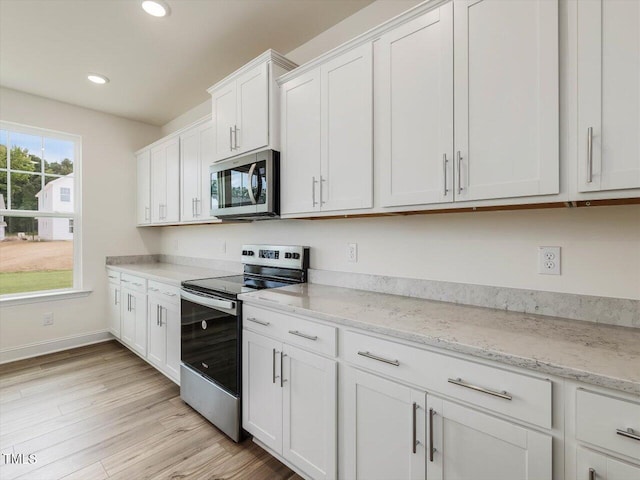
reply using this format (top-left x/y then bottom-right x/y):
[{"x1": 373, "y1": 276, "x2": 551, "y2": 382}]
[
  {"x1": 142, "y1": 0, "x2": 170, "y2": 17},
  {"x1": 87, "y1": 73, "x2": 109, "y2": 85}
]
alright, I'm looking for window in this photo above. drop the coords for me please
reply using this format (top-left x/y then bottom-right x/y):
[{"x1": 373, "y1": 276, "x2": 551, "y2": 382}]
[
  {"x1": 60, "y1": 187, "x2": 71, "y2": 202},
  {"x1": 0, "y1": 122, "x2": 81, "y2": 297}
]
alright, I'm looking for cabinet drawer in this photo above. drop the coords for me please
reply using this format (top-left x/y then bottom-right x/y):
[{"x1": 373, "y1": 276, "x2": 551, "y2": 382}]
[
  {"x1": 147, "y1": 280, "x2": 180, "y2": 303},
  {"x1": 106, "y1": 269, "x2": 120, "y2": 284},
  {"x1": 343, "y1": 330, "x2": 552, "y2": 429},
  {"x1": 120, "y1": 273, "x2": 147, "y2": 293},
  {"x1": 243, "y1": 305, "x2": 337, "y2": 357},
  {"x1": 577, "y1": 389, "x2": 640, "y2": 461}
]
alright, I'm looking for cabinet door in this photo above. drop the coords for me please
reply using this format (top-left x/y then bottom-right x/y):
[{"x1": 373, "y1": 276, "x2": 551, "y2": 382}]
[
  {"x1": 163, "y1": 300, "x2": 181, "y2": 383},
  {"x1": 280, "y1": 69, "x2": 322, "y2": 215},
  {"x1": 147, "y1": 297, "x2": 165, "y2": 369},
  {"x1": 236, "y1": 62, "x2": 269, "y2": 156},
  {"x1": 180, "y1": 127, "x2": 202, "y2": 222},
  {"x1": 199, "y1": 123, "x2": 214, "y2": 219},
  {"x1": 453, "y1": 0, "x2": 559, "y2": 201},
  {"x1": 136, "y1": 150, "x2": 151, "y2": 225},
  {"x1": 212, "y1": 83, "x2": 237, "y2": 161},
  {"x1": 150, "y1": 139, "x2": 178, "y2": 224},
  {"x1": 108, "y1": 283, "x2": 121, "y2": 338},
  {"x1": 378, "y1": 4, "x2": 453, "y2": 207},
  {"x1": 577, "y1": 447, "x2": 640, "y2": 480},
  {"x1": 427, "y1": 397, "x2": 551, "y2": 480},
  {"x1": 121, "y1": 290, "x2": 135, "y2": 348},
  {"x1": 242, "y1": 330, "x2": 283, "y2": 453},
  {"x1": 577, "y1": 0, "x2": 640, "y2": 192},
  {"x1": 282, "y1": 344, "x2": 337, "y2": 480},
  {"x1": 344, "y1": 368, "x2": 426, "y2": 480},
  {"x1": 131, "y1": 290, "x2": 147, "y2": 357},
  {"x1": 320, "y1": 43, "x2": 373, "y2": 211}
]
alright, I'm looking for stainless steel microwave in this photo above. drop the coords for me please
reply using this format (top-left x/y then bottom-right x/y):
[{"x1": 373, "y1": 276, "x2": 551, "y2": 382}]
[{"x1": 210, "y1": 150, "x2": 279, "y2": 220}]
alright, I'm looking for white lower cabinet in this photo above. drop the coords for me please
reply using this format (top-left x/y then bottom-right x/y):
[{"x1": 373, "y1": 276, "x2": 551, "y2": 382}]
[
  {"x1": 344, "y1": 367, "x2": 426, "y2": 480},
  {"x1": 577, "y1": 448, "x2": 640, "y2": 480},
  {"x1": 147, "y1": 285, "x2": 181, "y2": 383},
  {"x1": 427, "y1": 396, "x2": 552, "y2": 480},
  {"x1": 121, "y1": 288, "x2": 147, "y2": 357},
  {"x1": 242, "y1": 329, "x2": 337, "y2": 479},
  {"x1": 107, "y1": 282, "x2": 121, "y2": 338}
]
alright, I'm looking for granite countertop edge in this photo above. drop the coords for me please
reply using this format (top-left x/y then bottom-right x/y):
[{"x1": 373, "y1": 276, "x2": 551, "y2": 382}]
[
  {"x1": 106, "y1": 263, "x2": 236, "y2": 287},
  {"x1": 239, "y1": 292, "x2": 640, "y2": 396}
]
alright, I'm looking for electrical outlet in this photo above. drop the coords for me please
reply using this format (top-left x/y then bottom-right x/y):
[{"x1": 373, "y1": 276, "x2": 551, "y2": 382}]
[
  {"x1": 347, "y1": 243, "x2": 358, "y2": 263},
  {"x1": 538, "y1": 246, "x2": 561, "y2": 275},
  {"x1": 43, "y1": 312, "x2": 54, "y2": 326}
]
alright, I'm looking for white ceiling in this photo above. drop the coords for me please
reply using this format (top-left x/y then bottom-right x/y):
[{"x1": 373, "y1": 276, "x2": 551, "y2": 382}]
[{"x1": 0, "y1": 0, "x2": 373, "y2": 126}]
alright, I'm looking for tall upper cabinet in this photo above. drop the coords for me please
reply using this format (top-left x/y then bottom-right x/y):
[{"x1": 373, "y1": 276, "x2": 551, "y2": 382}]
[
  {"x1": 136, "y1": 150, "x2": 151, "y2": 225},
  {"x1": 279, "y1": 43, "x2": 373, "y2": 215},
  {"x1": 577, "y1": 0, "x2": 640, "y2": 195},
  {"x1": 180, "y1": 118, "x2": 214, "y2": 222},
  {"x1": 207, "y1": 50, "x2": 297, "y2": 162},
  {"x1": 150, "y1": 137, "x2": 180, "y2": 224}
]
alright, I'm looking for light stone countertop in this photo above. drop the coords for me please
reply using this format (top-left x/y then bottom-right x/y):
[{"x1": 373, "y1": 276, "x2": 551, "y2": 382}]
[
  {"x1": 106, "y1": 263, "x2": 237, "y2": 286},
  {"x1": 239, "y1": 283, "x2": 640, "y2": 396}
]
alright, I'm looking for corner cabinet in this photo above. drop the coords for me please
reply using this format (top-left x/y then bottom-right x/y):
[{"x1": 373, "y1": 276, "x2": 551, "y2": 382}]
[
  {"x1": 208, "y1": 50, "x2": 297, "y2": 163},
  {"x1": 280, "y1": 43, "x2": 373, "y2": 216},
  {"x1": 576, "y1": 0, "x2": 640, "y2": 195}
]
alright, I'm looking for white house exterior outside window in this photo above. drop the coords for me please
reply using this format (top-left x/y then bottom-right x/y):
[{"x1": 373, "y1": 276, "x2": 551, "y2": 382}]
[{"x1": 0, "y1": 121, "x2": 82, "y2": 298}]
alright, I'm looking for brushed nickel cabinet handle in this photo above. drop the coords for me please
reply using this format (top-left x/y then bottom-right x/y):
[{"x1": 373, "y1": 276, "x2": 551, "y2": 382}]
[
  {"x1": 229, "y1": 126, "x2": 233, "y2": 151},
  {"x1": 443, "y1": 153, "x2": 449, "y2": 196},
  {"x1": 288, "y1": 330, "x2": 317, "y2": 341},
  {"x1": 234, "y1": 125, "x2": 239, "y2": 150},
  {"x1": 448, "y1": 377, "x2": 512, "y2": 400},
  {"x1": 589, "y1": 467, "x2": 595, "y2": 480},
  {"x1": 272, "y1": 348, "x2": 277, "y2": 384},
  {"x1": 247, "y1": 317, "x2": 270, "y2": 326},
  {"x1": 311, "y1": 176, "x2": 318, "y2": 207},
  {"x1": 429, "y1": 408, "x2": 436, "y2": 462},
  {"x1": 320, "y1": 176, "x2": 326, "y2": 205},
  {"x1": 616, "y1": 428, "x2": 640, "y2": 441},
  {"x1": 587, "y1": 127, "x2": 593, "y2": 183},
  {"x1": 357, "y1": 351, "x2": 399, "y2": 366},
  {"x1": 412, "y1": 402, "x2": 418, "y2": 454},
  {"x1": 280, "y1": 352, "x2": 286, "y2": 388},
  {"x1": 456, "y1": 151, "x2": 463, "y2": 195}
]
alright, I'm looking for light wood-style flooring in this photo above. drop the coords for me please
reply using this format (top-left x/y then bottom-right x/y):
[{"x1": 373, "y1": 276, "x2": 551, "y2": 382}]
[{"x1": 0, "y1": 341, "x2": 302, "y2": 480}]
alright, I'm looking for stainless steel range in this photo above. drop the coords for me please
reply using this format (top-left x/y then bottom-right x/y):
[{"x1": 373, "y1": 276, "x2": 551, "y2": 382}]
[{"x1": 179, "y1": 244, "x2": 309, "y2": 442}]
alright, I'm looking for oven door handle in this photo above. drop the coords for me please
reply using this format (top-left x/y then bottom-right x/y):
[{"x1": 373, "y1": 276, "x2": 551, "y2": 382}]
[{"x1": 180, "y1": 290, "x2": 236, "y2": 311}]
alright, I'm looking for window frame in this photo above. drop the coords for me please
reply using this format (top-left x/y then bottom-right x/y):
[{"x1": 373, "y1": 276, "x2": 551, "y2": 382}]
[{"x1": 0, "y1": 120, "x2": 83, "y2": 299}]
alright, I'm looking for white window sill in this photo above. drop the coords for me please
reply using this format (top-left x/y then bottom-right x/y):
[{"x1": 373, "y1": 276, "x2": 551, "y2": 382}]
[{"x1": 0, "y1": 289, "x2": 93, "y2": 307}]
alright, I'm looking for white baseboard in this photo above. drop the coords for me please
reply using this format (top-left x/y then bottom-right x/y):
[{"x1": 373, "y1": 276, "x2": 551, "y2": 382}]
[{"x1": 0, "y1": 330, "x2": 114, "y2": 365}]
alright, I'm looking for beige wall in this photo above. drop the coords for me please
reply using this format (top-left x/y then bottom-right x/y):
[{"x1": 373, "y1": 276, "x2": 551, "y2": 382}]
[{"x1": 0, "y1": 87, "x2": 161, "y2": 356}]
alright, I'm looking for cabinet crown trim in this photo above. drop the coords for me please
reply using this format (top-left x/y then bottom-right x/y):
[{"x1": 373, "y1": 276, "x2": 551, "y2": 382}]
[
  {"x1": 134, "y1": 114, "x2": 212, "y2": 155},
  {"x1": 207, "y1": 49, "x2": 297, "y2": 94},
  {"x1": 277, "y1": 0, "x2": 448, "y2": 85}
]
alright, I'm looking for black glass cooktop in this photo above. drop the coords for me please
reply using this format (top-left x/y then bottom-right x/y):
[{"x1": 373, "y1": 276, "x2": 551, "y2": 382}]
[{"x1": 182, "y1": 274, "x2": 295, "y2": 298}]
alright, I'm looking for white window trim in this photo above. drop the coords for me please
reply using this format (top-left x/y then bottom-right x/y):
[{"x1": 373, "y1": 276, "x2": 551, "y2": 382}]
[{"x1": 0, "y1": 120, "x2": 83, "y2": 298}]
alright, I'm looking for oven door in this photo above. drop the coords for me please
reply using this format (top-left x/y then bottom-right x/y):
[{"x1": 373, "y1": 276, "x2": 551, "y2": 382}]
[
  {"x1": 210, "y1": 150, "x2": 278, "y2": 218},
  {"x1": 180, "y1": 290, "x2": 240, "y2": 397}
]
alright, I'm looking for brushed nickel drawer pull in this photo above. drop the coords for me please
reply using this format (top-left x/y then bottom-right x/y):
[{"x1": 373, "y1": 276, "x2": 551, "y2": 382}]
[
  {"x1": 448, "y1": 377, "x2": 512, "y2": 400},
  {"x1": 616, "y1": 428, "x2": 640, "y2": 441},
  {"x1": 288, "y1": 330, "x2": 317, "y2": 341},
  {"x1": 587, "y1": 127, "x2": 593, "y2": 183},
  {"x1": 357, "y1": 351, "x2": 399, "y2": 366},
  {"x1": 272, "y1": 348, "x2": 277, "y2": 384},
  {"x1": 247, "y1": 317, "x2": 270, "y2": 327}
]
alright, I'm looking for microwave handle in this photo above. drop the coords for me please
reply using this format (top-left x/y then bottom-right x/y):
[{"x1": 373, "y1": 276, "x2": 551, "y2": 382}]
[{"x1": 247, "y1": 162, "x2": 257, "y2": 205}]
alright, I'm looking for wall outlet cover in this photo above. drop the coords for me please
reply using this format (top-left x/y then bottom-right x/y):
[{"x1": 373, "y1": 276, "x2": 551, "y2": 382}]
[
  {"x1": 43, "y1": 312, "x2": 54, "y2": 326},
  {"x1": 347, "y1": 243, "x2": 358, "y2": 263},
  {"x1": 538, "y1": 246, "x2": 561, "y2": 275}
]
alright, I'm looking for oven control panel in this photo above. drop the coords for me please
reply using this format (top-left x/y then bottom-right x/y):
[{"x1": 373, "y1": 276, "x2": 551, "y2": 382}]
[{"x1": 241, "y1": 244, "x2": 309, "y2": 270}]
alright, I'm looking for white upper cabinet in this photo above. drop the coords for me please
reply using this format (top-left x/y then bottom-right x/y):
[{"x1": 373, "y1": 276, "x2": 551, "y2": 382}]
[
  {"x1": 280, "y1": 43, "x2": 373, "y2": 216},
  {"x1": 150, "y1": 137, "x2": 180, "y2": 224},
  {"x1": 378, "y1": 3, "x2": 454, "y2": 207},
  {"x1": 136, "y1": 150, "x2": 151, "y2": 225},
  {"x1": 577, "y1": 0, "x2": 640, "y2": 193},
  {"x1": 208, "y1": 50, "x2": 297, "y2": 163},
  {"x1": 320, "y1": 42, "x2": 373, "y2": 212},
  {"x1": 180, "y1": 119, "x2": 214, "y2": 222},
  {"x1": 280, "y1": 69, "x2": 322, "y2": 215},
  {"x1": 453, "y1": 0, "x2": 559, "y2": 202}
]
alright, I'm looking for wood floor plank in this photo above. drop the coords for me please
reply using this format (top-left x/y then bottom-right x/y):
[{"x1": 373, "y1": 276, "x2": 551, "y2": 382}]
[{"x1": 0, "y1": 341, "x2": 297, "y2": 480}]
